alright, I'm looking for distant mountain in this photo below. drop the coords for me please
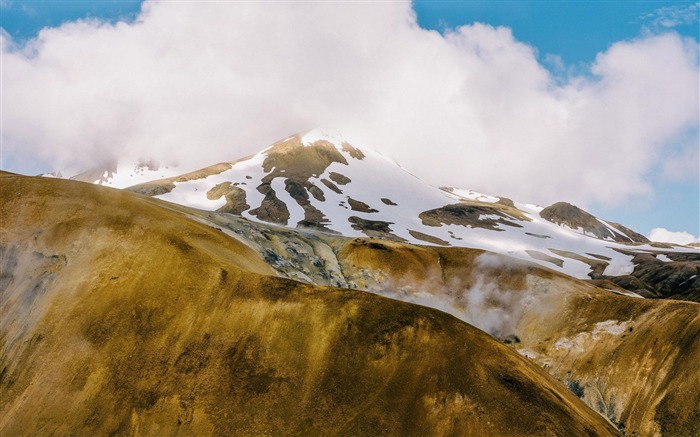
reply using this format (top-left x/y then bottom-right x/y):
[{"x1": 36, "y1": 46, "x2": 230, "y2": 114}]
[
  {"x1": 125, "y1": 130, "x2": 696, "y2": 289},
  {"x1": 43, "y1": 159, "x2": 185, "y2": 189},
  {"x1": 539, "y1": 201, "x2": 649, "y2": 243}
]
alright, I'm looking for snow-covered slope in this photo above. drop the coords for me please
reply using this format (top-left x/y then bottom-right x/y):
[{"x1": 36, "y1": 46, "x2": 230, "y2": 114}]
[
  {"x1": 43, "y1": 160, "x2": 186, "y2": 189},
  {"x1": 126, "y1": 130, "x2": 696, "y2": 280}
]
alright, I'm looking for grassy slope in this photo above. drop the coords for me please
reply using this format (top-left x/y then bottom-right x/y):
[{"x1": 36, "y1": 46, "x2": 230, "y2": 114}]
[{"x1": 0, "y1": 173, "x2": 617, "y2": 436}]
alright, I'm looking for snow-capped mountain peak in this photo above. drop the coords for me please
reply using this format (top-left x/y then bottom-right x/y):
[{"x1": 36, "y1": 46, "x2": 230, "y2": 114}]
[{"x1": 119, "y1": 131, "x2": 698, "y2": 282}]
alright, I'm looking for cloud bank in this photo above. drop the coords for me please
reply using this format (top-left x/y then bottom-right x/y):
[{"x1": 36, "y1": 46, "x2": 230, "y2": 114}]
[
  {"x1": 2, "y1": 1, "x2": 698, "y2": 208},
  {"x1": 648, "y1": 228, "x2": 700, "y2": 245}
]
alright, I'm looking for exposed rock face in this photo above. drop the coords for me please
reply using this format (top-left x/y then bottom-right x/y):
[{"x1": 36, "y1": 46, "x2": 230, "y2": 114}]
[
  {"x1": 408, "y1": 230, "x2": 450, "y2": 246},
  {"x1": 606, "y1": 221, "x2": 650, "y2": 243},
  {"x1": 599, "y1": 251, "x2": 700, "y2": 302},
  {"x1": 420, "y1": 203, "x2": 523, "y2": 231},
  {"x1": 283, "y1": 179, "x2": 331, "y2": 231},
  {"x1": 130, "y1": 181, "x2": 176, "y2": 196},
  {"x1": 1, "y1": 172, "x2": 618, "y2": 437},
  {"x1": 70, "y1": 159, "x2": 169, "y2": 186},
  {"x1": 320, "y1": 178, "x2": 342, "y2": 194},
  {"x1": 328, "y1": 171, "x2": 351, "y2": 185},
  {"x1": 347, "y1": 197, "x2": 378, "y2": 213},
  {"x1": 260, "y1": 139, "x2": 350, "y2": 180},
  {"x1": 251, "y1": 137, "x2": 366, "y2": 229},
  {"x1": 540, "y1": 202, "x2": 649, "y2": 243},
  {"x1": 207, "y1": 182, "x2": 250, "y2": 215},
  {"x1": 525, "y1": 250, "x2": 564, "y2": 267},
  {"x1": 348, "y1": 216, "x2": 406, "y2": 242},
  {"x1": 249, "y1": 183, "x2": 290, "y2": 225}
]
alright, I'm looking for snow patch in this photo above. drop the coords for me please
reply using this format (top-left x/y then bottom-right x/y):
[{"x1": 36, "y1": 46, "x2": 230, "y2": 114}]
[
  {"x1": 602, "y1": 252, "x2": 635, "y2": 276},
  {"x1": 100, "y1": 162, "x2": 185, "y2": 188},
  {"x1": 656, "y1": 254, "x2": 672, "y2": 263},
  {"x1": 449, "y1": 188, "x2": 499, "y2": 203}
]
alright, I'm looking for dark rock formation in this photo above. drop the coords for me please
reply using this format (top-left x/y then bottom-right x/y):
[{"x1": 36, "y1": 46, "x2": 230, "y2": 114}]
[
  {"x1": 540, "y1": 202, "x2": 649, "y2": 243},
  {"x1": 420, "y1": 204, "x2": 523, "y2": 231}
]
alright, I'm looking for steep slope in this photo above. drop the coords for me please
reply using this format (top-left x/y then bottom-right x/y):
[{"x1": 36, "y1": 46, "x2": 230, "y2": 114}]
[
  {"x1": 0, "y1": 172, "x2": 618, "y2": 436},
  {"x1": 126, "y1": 130, "x2": 698, "y2": 291},
  {"x1": 331, "y1": 243, "x2": 700, "y2": 436},
  {"x1": 539, "y1": 202, "x2": 649, "y2": 243},
  {"x1": 193, "y1": 212, "x2": 700, "y2": 436}
]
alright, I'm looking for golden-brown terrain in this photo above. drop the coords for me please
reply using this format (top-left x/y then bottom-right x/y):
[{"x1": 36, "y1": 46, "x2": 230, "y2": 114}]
[
  {"x1": 332, "y1": 242, "x2": 700, "y2": 436},
  {"x1": 197, "y1": 212, "x2": 700, "y2": 436},
  {"x1": 0, "y1": 172, "x2": 618, "y2": 436}
]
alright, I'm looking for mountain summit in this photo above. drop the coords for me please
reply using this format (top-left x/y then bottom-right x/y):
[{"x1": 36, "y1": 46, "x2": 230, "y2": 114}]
[{"x1": 125, "y1": 130, "x2": 693, "y2": 284}]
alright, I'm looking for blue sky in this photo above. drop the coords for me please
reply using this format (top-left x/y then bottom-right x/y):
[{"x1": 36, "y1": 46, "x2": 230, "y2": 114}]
[
  {"x1": 1, "y1": 1, "x2": 698, "y2": 238},
  {"x1": 4, "y1": 1, "x2": 697, "y2": 59},
  {"x1": 414, "y1": 0, "x2": 699, "y2": 236},
  {"x1": 1, "y1": 1, "x2": 142, "y2": 40},
  {"x1": 415, "y1": 1, "x2": 699, "y2": 65}
]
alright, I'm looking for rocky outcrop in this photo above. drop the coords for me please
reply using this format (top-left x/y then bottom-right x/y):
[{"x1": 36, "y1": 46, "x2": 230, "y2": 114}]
[
  {"x1": 283, "y1": 179, "x2": 331, "y2": 231},
  {"x1": 420, "y1": 203, "x2": 523, "y2": 231},
  {"x1": 408, "y1": 230, "x2": 450, "y2": 246},
  {"x1": 348, "y1": 216, "x2": 406, "y2": 241},
  {"x1": 249, "y1": 183, "x2": 290, "y2": 225},
  {"x1": 207, "y1": 182, "x2": 250, "y2": 215},
  {"x1": 540, "y1": 202, "x2": 649, "y2": 243},
  {"x1": 601, "y1": 251, "x2": 700, "y2": 302},
  {"x1": 347, "y1": 198, "x2": 378, "y2": 213}
]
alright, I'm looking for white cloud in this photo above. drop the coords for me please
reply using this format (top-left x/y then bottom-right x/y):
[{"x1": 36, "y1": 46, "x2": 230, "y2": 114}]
[
  {"x1": 1, "y1": 1, "x2": 698, "y2": 209},
  {"x1": 648, "y1": 228, "x2": 700, "y2": 245},
  {"x1": 641, "y1": 2, "x2": 699, "y2": 30}
]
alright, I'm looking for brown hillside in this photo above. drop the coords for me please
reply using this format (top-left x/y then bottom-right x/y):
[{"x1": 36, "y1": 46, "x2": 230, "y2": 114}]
[
  {"x1": 191, "y1": 212, "x2": 699, "y2": 436},
  {"x1": 0, "y1": 172, "x2": 617, "y2": 436},
  {"x1": 332, "y1": 241, "x2": 700, "y2": 436}
]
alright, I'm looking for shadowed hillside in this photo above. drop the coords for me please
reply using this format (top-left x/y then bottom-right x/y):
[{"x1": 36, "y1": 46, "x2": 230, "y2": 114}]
[{"x1": 0, "y1": 172, "x2": 618, "y2": 436}]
